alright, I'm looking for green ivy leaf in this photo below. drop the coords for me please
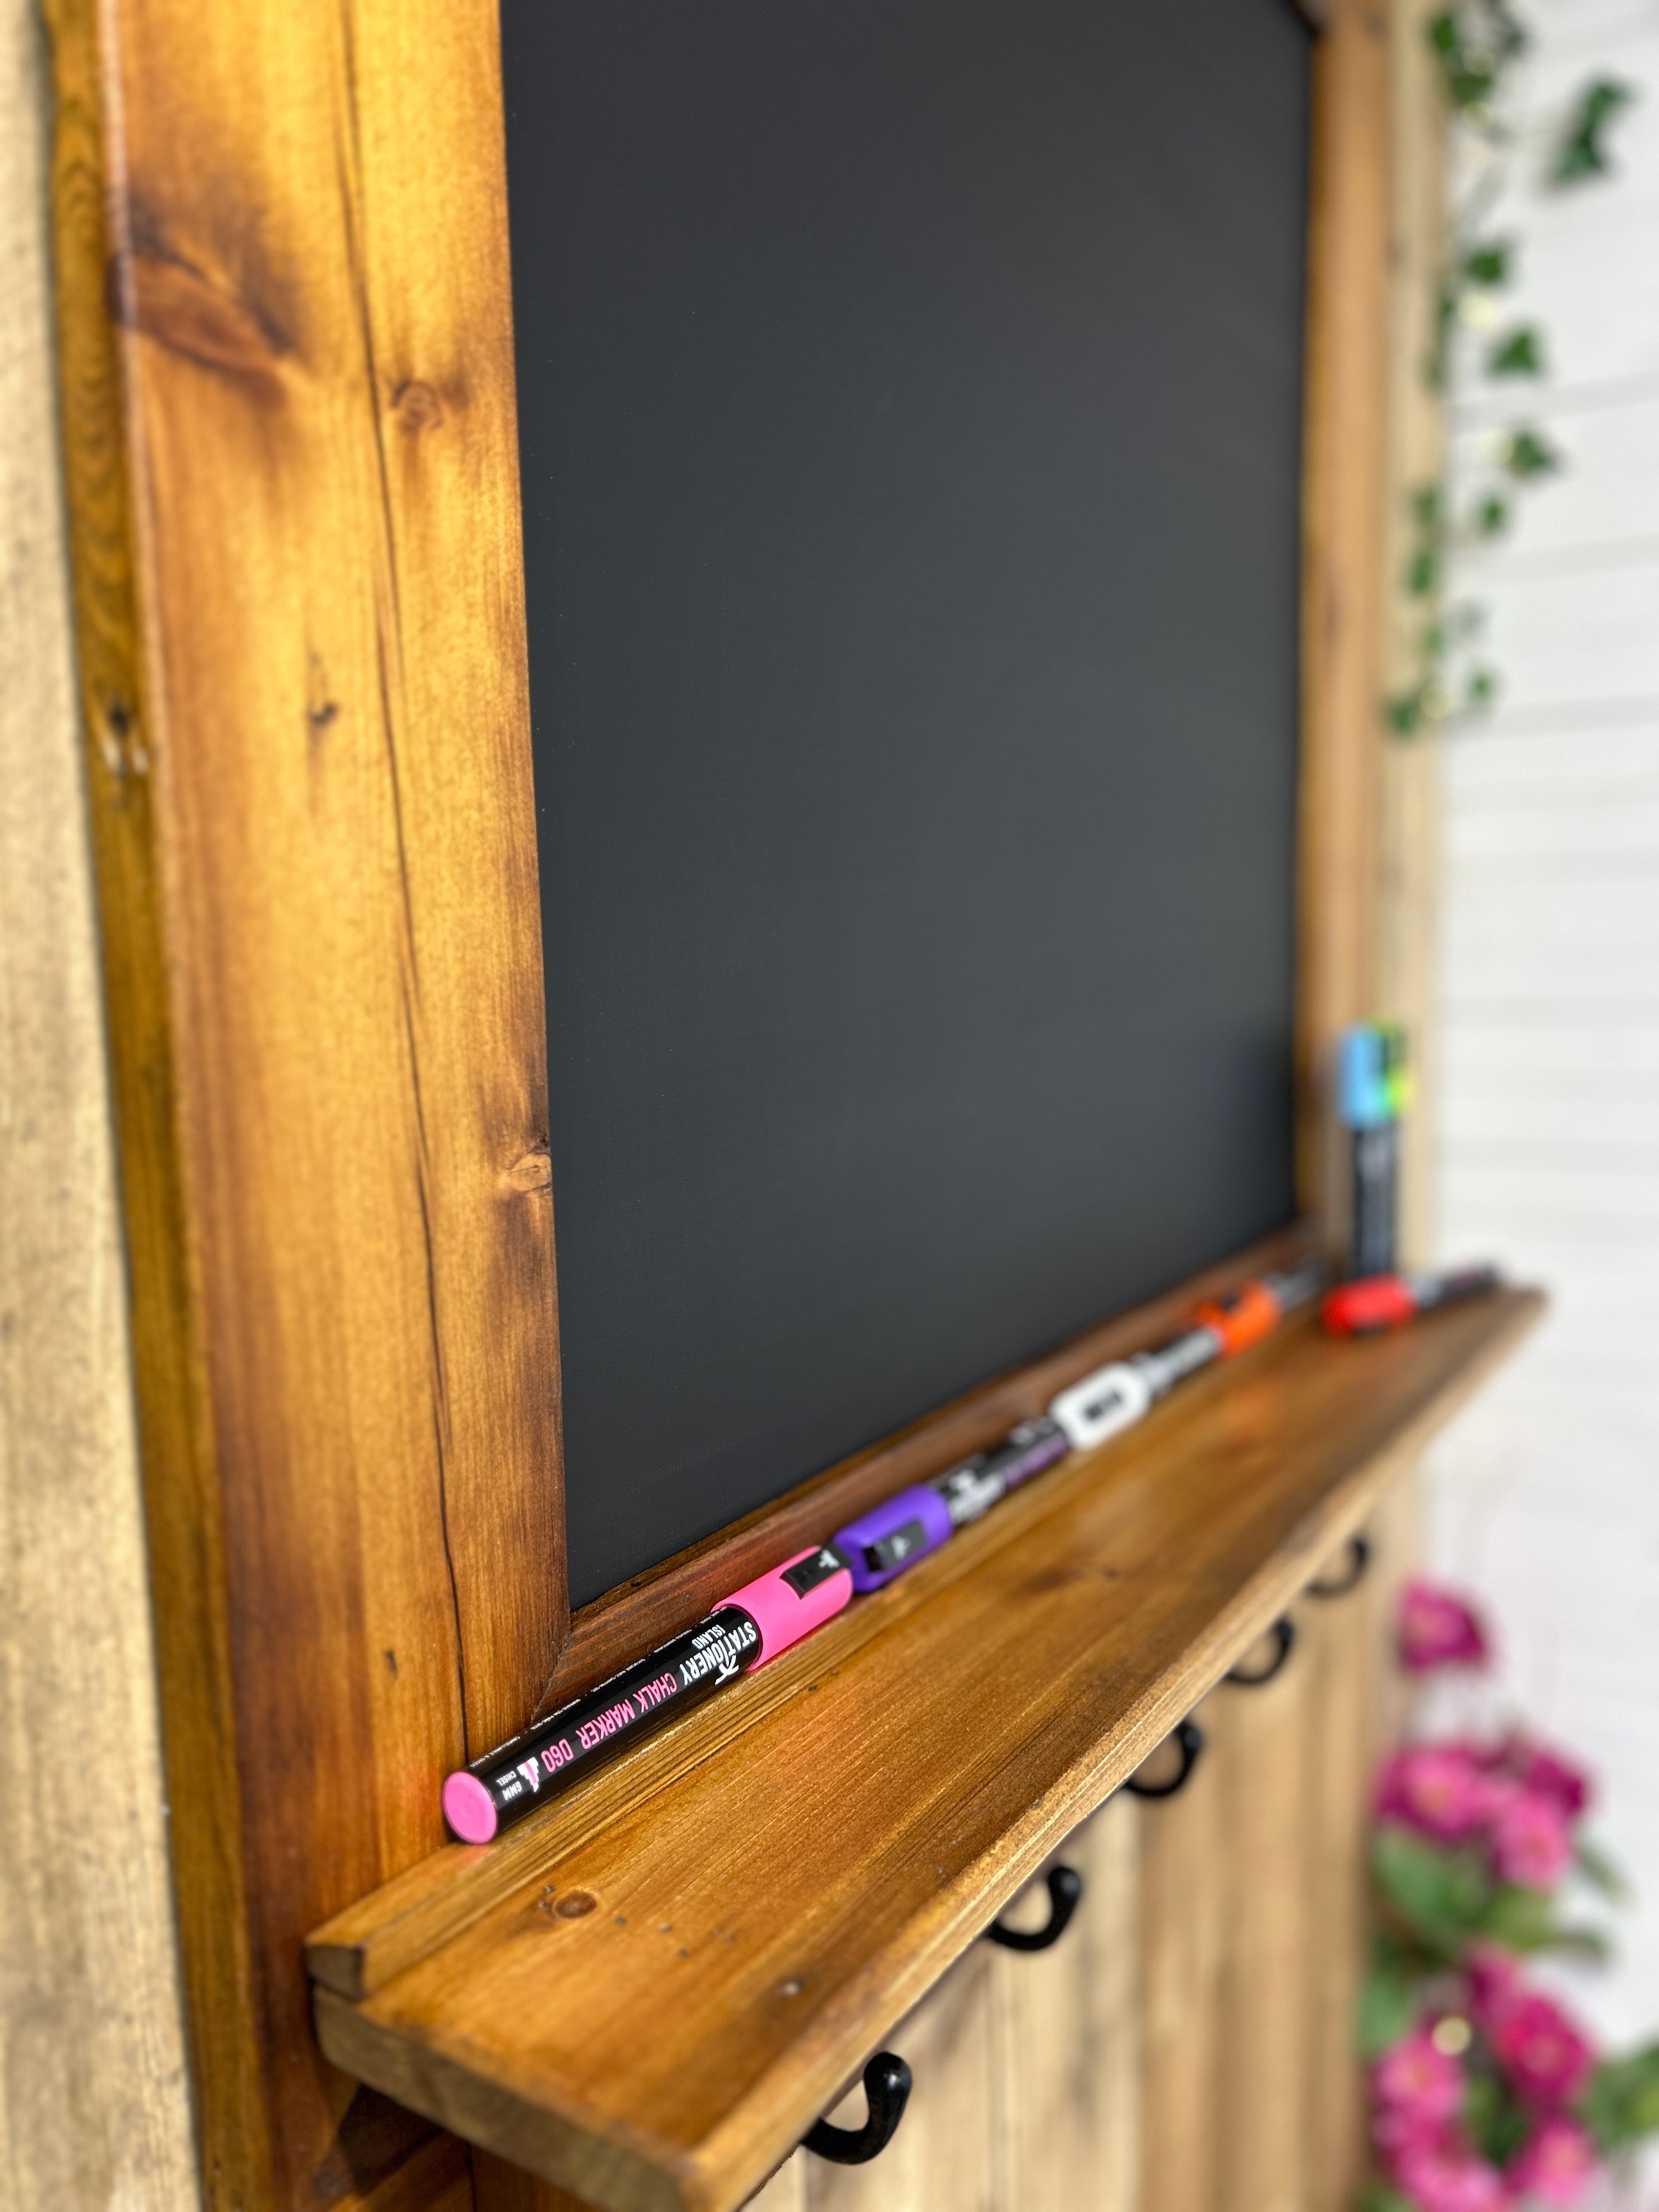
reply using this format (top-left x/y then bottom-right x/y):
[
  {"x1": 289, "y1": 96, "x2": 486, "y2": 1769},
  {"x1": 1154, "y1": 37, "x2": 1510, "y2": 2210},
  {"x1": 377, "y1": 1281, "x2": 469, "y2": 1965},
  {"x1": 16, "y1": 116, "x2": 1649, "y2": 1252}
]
[
  {"x1": 1359, "y1": 1968, "x2": 1419, "y2": 2057},
  {"x1": 1576, "y1": 1836, "x2": 1630, "y2": 1904},
  {"x1": 1387, "y1": 692, "x2": 1424, "y2": 737},
  {"x1": 1409, "y1": 551, "x2": 1439, "y2": 597},
  {"x1": 1359, "y1": 2183, "x2": 1416, "y2": 2212},
  {"x1": 1549, "y1": 1922, "x2": 1613, "y2": 1964},
  {"x1": 1489, "y1": 326, "x2": 1546, "y2": 376},
  {"x1": 1464, "y1": 241, "x2": 1512, "y2": 285},
  {"x1": 1413, "y1": 483, "x2": 1444, "y2": 531},
  {"x1": 1427, "y1": 2, "x2": 1526, "y2": 114},
  {"x1": 1480, "y1": 1883, "x2": 1557, "y2": 1950},
  {"x1": 1580, "y1": 2044, "x2": 1659, "y2": 2154},
  {"x1": 1466, "y1": 2068, "x2": 1532, "y2": 2166},
  {"x1": 1475, "y1": 494, "x2": 1509, "y2": 537},
  {"x1": 1555, "y1": 79, "x2": 1637, "y2": 183},
  {"x1": 1503, "y1": 427, "x2": 1561, "y2": 480},
  {"x1": 1374, "y1": 1826, "x2": 1492, "y2": 1956},
  {"x1": 1465, "y1": 669, "x2": 1498, "y2": 712}
]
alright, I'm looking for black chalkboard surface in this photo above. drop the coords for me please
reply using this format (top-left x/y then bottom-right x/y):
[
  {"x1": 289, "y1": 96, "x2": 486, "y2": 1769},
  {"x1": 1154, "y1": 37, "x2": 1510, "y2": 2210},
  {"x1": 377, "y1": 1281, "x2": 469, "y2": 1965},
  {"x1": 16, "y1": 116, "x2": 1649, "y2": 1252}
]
[{"x1": 503, "y1": 0, "x2": 1310, "y2": 1607}]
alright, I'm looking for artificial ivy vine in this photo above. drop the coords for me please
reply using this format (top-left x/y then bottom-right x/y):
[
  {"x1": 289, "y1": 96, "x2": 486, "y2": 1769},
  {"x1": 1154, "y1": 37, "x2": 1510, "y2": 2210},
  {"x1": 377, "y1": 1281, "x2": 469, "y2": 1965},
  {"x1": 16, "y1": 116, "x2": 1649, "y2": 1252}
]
[{"x1": 1387, "y1": 2, "x2": 1636, "y2": 736}]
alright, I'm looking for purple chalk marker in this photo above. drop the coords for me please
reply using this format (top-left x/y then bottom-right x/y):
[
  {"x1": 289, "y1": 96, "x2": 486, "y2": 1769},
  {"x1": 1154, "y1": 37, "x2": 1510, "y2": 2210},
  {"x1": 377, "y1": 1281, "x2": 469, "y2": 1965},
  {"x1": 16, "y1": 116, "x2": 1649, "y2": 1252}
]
[{"x1": 833, "y1": 1485, "x2": 954, "y2": 1593}]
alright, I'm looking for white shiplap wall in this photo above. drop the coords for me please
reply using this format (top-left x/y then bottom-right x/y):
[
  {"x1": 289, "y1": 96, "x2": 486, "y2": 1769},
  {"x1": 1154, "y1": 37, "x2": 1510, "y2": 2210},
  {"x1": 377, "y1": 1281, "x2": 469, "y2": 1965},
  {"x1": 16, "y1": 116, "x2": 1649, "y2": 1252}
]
[{"x1": 1426, "y1": 0, "x2": 1659, "y2": 2097}]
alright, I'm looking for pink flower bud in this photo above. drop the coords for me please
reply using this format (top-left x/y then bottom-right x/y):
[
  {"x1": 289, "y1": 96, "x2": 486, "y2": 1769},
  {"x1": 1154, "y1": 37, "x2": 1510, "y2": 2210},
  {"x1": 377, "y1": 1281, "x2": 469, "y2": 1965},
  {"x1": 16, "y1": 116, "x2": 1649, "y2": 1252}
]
[
  {"x1": 1500, "y1": 1735, "x2": 1592, "y2": 1820},
  {"x1": 1398, "y1": 1579, "x2": 1491, "y2": 1673},
  {"x1": 1376, "y1": 1745, "x2": 1499, "y2": 1844},
  {"x1": 1487, "y1": 1785, "x2": 1573, "y2": 1891},
  {"x1": 1489, "y1": 1990, "x2": 1596, "y2": 2109},
  {"x1": 1506, "y1": 2115, "x2": 1599, "y2": 2208},
  {"x1": 1374, "y1": 2030, "x2": 1466, "y2": 2122},
  {"x1": 1393, "y1": 2139, "x2": 1514, "y2": 2212}
]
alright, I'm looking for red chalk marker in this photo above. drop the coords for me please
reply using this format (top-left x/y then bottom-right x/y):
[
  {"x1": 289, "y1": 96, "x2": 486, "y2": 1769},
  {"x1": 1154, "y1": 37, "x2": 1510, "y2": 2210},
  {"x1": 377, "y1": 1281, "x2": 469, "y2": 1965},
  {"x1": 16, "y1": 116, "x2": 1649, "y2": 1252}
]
[
  {"x1": 1322, "y1": 1265, "x2": 1499, "y2": 1337},
  {"x1": 442, "y1": 1544, "x2": 852, "y2": 1843}
]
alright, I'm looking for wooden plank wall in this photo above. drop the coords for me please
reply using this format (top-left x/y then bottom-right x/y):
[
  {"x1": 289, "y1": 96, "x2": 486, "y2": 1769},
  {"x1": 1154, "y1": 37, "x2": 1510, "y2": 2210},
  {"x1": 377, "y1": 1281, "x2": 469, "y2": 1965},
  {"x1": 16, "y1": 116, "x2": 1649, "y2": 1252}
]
[
  {"x1": 0, "y1": 0, "x2": 199, "y2": 2200},
  {"x1": 738, "y1": 1482, "x2": 1417, "y2": 2212}
]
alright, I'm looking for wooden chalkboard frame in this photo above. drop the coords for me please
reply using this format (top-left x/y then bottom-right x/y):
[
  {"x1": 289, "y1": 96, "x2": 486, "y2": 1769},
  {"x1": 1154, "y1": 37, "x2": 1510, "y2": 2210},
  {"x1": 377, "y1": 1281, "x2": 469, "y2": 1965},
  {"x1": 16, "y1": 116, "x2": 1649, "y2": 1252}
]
[{"x1": 44, "y1": 0, "x2": 1388, "y2": 2203}]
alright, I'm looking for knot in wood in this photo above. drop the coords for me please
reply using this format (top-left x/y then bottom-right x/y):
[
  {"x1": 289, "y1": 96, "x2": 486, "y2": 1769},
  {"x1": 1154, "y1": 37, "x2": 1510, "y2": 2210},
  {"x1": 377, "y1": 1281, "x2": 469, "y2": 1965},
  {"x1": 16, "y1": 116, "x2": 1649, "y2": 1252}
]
[{"x1": 392, "y1": 380, "x2": 444, "y2": 432}]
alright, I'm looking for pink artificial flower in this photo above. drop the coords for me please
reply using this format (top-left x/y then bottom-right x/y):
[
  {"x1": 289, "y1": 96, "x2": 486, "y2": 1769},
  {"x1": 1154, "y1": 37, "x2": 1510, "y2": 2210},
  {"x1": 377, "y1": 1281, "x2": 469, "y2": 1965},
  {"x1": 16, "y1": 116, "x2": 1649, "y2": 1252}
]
[
  {"x1": 1376, "y1": 1745, "x2": 1498, "y2": 1844},
  {"x1": 1507, "y1": 2115, "x2": 1600, "y2": 2209},
  {"x1": 1501, "y1": 1736, "x2": 1592, "y2": 1822},
  {"x1": 1489, "y1": 1990, "x2": 1596, "y2": 2109},
  {"x1": 1487, "y1": 1785, "x2": 1574, "y2": 1891},
  {"x1": 1374, "y1": 2102, "x2": 1453, "y2": 2160},
  {"x1": 1374, "y1": 2029, "x2": 1468, "y2": 2123},
  {"x1": 1466, "y1": 1944, "x2": 1521, "y2": 2030},
  {"x1": 1394, "y1": 2138, "x2": 1514, "y2": 2212},
  {"x1": 1399, "y1": 1579, "x2": 1491, "y2": 1673}
]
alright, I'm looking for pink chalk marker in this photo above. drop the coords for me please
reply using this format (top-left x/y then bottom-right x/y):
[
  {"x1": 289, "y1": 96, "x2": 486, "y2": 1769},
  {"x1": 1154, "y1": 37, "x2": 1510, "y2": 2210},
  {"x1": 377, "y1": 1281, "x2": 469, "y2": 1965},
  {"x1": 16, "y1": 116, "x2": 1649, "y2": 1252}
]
[{"x1": 441, "y1": 1543, "x2": 852, "y2": 1843}]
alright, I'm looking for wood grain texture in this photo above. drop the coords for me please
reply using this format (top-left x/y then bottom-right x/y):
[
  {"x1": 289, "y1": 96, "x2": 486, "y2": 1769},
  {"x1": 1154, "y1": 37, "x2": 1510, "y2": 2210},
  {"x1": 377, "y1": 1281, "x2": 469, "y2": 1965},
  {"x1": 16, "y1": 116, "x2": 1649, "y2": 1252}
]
[
  {"x1": 311, "y1": 1293, "x2": 1537, "y2": 2212},
  {"x1": 0, "y1": 0, "x2": 199, "y2": 2200},
  {"x1": 1297, "y1": 0, "x2": 1393, "y2": 1220},
  {"x1": 1137, "y1": 1686, "x2": 1228, "y2": 2212},
  {"x1": 743, "y1": 2157, "x2": 807, "y2": 2212},
  {"x1": 544, "y1": 1227, "x2": 1310, "y2": 1712},
  {"x1": 1214, "y1": 1626, "x2": 1316, "y2": 2212},
  {"x1": 806, "y1": 1952, "x2": 998, "y2": 2212},
  {"x1": 42, "y1": 0, "x2": 562, "y2": 2202},
  {"x1": 1304, "y1": 1471, "x2": 1419, "y2": 2210},
  {"x1": 991, "y1": 1801, "x2": 1141, "y2": 2212},
  {"x1": 1377, "y1": 0, "x2": 1447, "y2": 1268}
]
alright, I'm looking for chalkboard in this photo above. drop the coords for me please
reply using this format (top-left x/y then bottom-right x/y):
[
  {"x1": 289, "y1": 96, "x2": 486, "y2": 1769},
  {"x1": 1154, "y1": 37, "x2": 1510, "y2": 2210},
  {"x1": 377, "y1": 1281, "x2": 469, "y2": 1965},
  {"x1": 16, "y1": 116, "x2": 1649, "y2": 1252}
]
[{"x1": 503, "y1": 0, "x2": 1310, "y2": 1607}]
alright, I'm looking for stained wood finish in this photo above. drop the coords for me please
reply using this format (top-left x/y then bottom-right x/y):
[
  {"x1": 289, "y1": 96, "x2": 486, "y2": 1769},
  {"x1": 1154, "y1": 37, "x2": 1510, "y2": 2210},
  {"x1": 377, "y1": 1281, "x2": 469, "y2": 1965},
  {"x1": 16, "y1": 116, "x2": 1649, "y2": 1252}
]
[
  {"x1": 311, "y1": 1293, "x2": 1536, "y2": 2212},
  {"x1": 809, "y1": 1951, "x2": 999, "y2": 2212},
  {"x1": 1137, "y1": 1686, "x2": 1228, "y2": 2212},
  {"x1": 1214, "y1": 1622, "x2": 1317, "y2": 2212},
  {"x1": 1304, "y1": 1471, "x2": 1419, "y2": 2209},
  {"x1": 1297, "y1": 0, "x2": 1393, "y2": 1217},
  {"x1": 1137, "y1": 1498, "x2": 1421, "y2": 2212},
  {"x1": 42, "y1": 0, "x2": 562, "y2": 2205},
  {"x1": 992, "y1": 1802, "x2": 1141, "y2": 2212}
]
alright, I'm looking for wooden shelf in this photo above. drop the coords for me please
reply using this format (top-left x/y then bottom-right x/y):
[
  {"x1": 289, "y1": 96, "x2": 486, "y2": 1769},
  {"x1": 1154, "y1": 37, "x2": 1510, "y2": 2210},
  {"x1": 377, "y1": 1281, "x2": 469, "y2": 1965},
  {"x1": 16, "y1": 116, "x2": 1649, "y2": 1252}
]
[{"x1": 308, "y1": 1289, "x2": 1540, "y2": 2212}]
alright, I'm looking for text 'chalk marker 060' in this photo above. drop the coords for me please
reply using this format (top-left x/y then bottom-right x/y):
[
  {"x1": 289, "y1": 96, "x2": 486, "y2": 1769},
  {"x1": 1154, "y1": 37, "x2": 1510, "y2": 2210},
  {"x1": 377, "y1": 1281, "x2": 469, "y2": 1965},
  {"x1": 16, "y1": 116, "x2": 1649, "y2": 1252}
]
[{"x1": 442, "y1": 1544, "x2": 851, "y2": 1842}]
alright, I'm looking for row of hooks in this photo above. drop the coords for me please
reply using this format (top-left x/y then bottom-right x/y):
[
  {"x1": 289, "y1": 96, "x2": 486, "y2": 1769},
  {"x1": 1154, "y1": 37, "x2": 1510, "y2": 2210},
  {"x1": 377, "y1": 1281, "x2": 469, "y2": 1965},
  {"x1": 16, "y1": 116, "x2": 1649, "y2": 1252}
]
[{"x1": 798, "y1": 1532, "x2": 1372, "y2": 2165}]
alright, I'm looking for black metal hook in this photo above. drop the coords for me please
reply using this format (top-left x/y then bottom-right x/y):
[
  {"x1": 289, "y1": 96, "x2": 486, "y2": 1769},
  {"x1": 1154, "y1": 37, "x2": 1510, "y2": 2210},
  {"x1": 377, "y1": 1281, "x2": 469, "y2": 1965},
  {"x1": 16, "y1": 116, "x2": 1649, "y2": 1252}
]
[
  {"x1": 985, "y1": 1864, "x2": 1084, "y2": 1953},
  {"x1": 803, "y1": 2052, "x2": 913, "y2": 2165},
  {"x1": 1125, "y1": 1717, "x2": 1206, "y2": 1799},
  {"x1": 1227, "y1": 1616, "x2": 1297, "y2": 1687},
  {"x1": 1308, "y1": 1532, "x2": 1371, "y2": 1599}
]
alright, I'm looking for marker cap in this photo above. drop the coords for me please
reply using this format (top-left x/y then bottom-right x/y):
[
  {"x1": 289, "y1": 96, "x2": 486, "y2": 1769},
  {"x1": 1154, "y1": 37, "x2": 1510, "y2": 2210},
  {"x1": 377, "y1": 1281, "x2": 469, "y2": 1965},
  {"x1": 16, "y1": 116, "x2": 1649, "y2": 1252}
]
[
  {"x1": 442, "y1": 1770, "x2": 499, "y2": 1844},
  {"x1": 1048, "y1": 1361, "x2": 1153, "y2": 1451},
  {"x1": 1190, "y1": 1280, "x2": 1280, "y2": 1357},
  {"x1": 1338, "y1": 1026, "x2": 1392, "y2": 1130},
  {"x1": 834, "y1": 1486, "x2": 954, "y2": 1594},
  {"x1": 1322, "y1": 1275, "x2": 1416, "y2": 1335},
  {"x1": 724, "y1": 1544, "x2": 854, "y2": 1662}
]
